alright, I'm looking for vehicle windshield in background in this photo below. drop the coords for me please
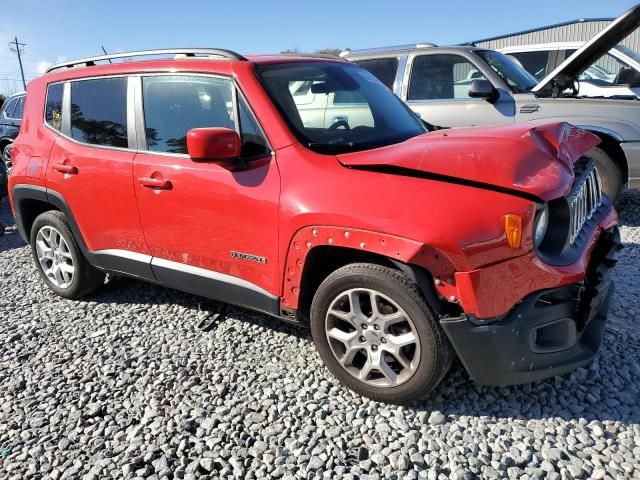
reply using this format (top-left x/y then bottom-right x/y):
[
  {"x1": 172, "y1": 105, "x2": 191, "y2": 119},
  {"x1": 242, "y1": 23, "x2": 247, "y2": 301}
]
[
  {"x1": 617, "y1": 44, "x2": 640, "y2": 64},
  {"x1": 563, "y1": 48, "x2": 636, "y2": 86},
  {"x1": 476, "y1": 50, "x2": 539, "y2": 93},
  {"x1": 256, "y1": 62, "x2": 426, "y2": 154}
]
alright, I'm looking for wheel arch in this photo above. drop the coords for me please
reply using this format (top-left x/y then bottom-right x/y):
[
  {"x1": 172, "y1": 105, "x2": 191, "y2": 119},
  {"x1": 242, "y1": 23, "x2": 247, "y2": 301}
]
[
  {"x1": 283, "y1": 226, "x2": 459, "y2": 321},
  {"x1": 11, "y1": 185, "x2": 89, "y2": 253},
  {"x1": 582, "y1": 128, "x2": 628, "y2": 184}
]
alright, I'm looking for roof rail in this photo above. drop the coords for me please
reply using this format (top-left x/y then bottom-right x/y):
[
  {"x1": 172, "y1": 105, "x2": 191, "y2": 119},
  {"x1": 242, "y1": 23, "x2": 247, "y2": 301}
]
[
  {"x1": 46, "y1": 48, "x2": 247, "y2": 73},
  {"x1": 340, "y1": 43, "x2": 437, "y2": 57}
]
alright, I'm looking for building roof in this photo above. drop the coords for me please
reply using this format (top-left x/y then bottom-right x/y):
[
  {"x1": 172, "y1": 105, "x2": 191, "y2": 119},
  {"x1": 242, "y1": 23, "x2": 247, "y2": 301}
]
[{"x1": 465, "y1": 17, "x2": 615, "y2": 46}]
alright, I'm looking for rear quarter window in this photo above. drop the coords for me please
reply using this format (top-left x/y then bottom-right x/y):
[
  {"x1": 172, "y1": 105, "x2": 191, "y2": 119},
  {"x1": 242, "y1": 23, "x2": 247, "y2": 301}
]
[
  {"x1": 45, "y1": 83, "x2": 64, "y2": 131},
  {"x1": 13, "y1": 96, "x2": 24, "y2": 120},
  {"x1": 1, "y1": 97, "x2": 17, "y2": 119}
]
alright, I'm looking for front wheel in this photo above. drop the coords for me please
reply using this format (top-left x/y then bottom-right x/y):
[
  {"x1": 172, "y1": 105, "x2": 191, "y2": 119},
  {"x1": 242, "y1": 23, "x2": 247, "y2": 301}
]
[
  {"x1": 586, "y1": 147, "x2": 623, "y2": 204},
  {"x1": 310, "y1": 263, "x2": 453, "y2": 404}
]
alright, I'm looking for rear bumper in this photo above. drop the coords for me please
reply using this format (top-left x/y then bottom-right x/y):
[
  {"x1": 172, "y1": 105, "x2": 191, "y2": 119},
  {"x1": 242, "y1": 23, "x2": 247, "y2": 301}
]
[{"x1": 441, "y1": 227, "x2": 621, "y2": 386}]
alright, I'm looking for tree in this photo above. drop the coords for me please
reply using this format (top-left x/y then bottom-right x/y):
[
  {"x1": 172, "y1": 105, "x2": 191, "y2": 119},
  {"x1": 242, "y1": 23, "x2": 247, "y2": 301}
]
[
  {"x1": 315, "y1": 48, "x2": 342, "y2": 57},
  {"x1": 280, "y1": 48, "x2": 345, "y2": 57}
]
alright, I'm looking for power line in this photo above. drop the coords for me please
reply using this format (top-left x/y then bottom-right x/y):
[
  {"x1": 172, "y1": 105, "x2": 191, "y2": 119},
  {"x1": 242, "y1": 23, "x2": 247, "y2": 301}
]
[{"x1": 8, "y1": 37, "x2": 26, "y2": 90}]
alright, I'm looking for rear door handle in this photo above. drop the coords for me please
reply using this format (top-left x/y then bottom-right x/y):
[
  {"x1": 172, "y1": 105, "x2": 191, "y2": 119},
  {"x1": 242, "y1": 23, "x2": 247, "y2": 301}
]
[
  {"x1": 52, "y1": 163, "x2": 78, "y2": 174},
  {"x1": 138, "y1": 176, "x2": 172, "y2": 189}
]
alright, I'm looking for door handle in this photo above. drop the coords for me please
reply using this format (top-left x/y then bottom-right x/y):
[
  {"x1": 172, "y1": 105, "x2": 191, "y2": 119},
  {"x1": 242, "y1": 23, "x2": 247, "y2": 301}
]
[
  {"x1": 520, "y1": 104, "x2": 540, "y2": 114},
  {"x1": 53, "y1": 163, "x2": 78, "y2": 175},
  {"x1": 138, "y1": 176, "x2": 172, "y2": 189}
]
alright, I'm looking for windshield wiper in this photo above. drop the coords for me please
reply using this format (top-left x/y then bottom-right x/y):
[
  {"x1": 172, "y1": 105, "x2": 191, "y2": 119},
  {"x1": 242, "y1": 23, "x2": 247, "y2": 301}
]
[{"x1": 307, "y1": 142, "x2": 364, "y2": 153}]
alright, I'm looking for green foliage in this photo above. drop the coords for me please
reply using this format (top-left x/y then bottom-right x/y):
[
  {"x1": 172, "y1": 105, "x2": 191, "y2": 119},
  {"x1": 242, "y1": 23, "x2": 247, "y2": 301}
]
[{"x1": 280, "y1": 48, "x2": 346, "y2": 57}]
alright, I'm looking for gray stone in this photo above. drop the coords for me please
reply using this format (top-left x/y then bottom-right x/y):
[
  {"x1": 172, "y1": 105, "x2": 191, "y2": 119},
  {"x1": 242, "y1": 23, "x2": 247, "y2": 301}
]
[{"x1": 427, "y1": 411, "x2": 446, "y2": 426}]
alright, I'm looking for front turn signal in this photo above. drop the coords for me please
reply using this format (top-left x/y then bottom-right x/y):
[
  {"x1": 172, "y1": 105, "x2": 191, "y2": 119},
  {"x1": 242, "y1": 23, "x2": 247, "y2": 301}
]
[{"x1": 504, "y1": 214, "x2": 522, "y2": 249}]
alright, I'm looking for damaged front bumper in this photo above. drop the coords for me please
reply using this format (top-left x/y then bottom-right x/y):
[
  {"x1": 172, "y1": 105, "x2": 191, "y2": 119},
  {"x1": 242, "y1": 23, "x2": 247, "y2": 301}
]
[{"x1": 440, "y1": 227, "x2": 621, "y2": 386}]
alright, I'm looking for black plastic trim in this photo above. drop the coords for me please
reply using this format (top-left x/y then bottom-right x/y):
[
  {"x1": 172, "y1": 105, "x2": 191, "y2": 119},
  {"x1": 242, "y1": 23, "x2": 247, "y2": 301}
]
[
  {"x1": 535, "y1": 193, "x2": 613, "y2": 267},
  {"x1": 11, "y1": 184, "x2": 48, "y2": 242},
  {"x1": 152, "y1": 263, "x2": 280, "y2": 317},
  {"x1": 441, "y1": 227, "x2": 620, "y2": 386}
]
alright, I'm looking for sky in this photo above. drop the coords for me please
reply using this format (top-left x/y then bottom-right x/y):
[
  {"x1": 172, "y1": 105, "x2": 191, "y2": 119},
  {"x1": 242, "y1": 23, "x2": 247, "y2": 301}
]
[{"x1": 0, "y1": 0, "x2": 637, "y2": 94}]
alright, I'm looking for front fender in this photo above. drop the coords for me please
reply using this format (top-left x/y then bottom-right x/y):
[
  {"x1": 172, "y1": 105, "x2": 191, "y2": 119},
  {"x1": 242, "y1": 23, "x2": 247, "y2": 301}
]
[{"x1": 281, "y1": 225, "x2": 458, "y2": 310}]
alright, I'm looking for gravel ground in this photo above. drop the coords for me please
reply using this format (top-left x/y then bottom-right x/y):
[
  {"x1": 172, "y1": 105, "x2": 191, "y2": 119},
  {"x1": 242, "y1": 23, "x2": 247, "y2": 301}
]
[{"x1": 0, "y1": 192, "x2": 639, "y2": 480}]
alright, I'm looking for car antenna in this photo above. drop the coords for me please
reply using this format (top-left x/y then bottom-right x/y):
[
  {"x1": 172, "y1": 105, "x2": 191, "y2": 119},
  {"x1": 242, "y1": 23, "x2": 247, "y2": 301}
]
[{"x1": 101, "y1": 46, "x2": 112, "y2": 63}]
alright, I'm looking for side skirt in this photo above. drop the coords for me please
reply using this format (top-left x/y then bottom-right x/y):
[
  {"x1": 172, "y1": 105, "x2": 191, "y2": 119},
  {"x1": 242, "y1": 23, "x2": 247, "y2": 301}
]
[
  {"x1": 91, "y1": 249, "x2": 282, "y2": 318},
  {"x1": 151, "y1": 257, "x2": 281, "y2": 317}
]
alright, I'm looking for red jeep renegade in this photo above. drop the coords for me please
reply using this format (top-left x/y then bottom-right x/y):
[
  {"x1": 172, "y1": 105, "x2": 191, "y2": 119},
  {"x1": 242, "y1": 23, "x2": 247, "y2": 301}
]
[{"x1": 8, "y1": 49, "x2": 620, "y2": 403}]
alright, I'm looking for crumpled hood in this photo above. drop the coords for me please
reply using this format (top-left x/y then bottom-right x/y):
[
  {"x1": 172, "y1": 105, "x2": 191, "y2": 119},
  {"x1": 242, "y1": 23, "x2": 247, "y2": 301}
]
[{"x1": 337, "y1": 122, "x2": 600, "y2": 201}]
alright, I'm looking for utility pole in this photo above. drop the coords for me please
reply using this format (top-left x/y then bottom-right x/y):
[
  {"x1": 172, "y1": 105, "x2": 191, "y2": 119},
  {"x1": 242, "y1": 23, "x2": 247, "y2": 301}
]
[{"x1": 8, "y1": 37, "x2": 26, "y2": 90}]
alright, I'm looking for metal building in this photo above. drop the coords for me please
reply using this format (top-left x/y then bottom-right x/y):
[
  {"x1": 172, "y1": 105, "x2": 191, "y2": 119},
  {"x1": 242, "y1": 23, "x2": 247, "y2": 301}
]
[{"x1": 470, "y1": 18, "x2": 640, "y2": 52}]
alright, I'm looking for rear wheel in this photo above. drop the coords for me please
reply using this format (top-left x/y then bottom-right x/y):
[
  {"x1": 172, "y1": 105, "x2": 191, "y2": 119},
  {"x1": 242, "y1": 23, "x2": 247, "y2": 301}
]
[
  {"x1": 586, "y1": 147, "x2": 623, "y2": 204},
  {"x1": 2, "y1": 144, "x2": 13, "y2": 173},
  {"x1": 30, "y1": 211, "x2": 105, "y2": 299},
  {"x1": 310, "y1": 263, "x2": 453, "y2": 404}
]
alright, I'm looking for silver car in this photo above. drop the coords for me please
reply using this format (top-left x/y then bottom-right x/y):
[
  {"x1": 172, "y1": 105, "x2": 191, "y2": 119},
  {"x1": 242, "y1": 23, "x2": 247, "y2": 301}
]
[{"x1": 342, "y1": 4, "x2": 640, "y2": 202}]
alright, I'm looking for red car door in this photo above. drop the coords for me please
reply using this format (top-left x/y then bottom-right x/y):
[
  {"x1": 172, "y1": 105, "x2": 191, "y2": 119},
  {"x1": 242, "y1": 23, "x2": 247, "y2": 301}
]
[
  {"x1": 45, "y1": 77, "x2": 150, "y2": 274},
  {"x1": 132, "y1": 75, "x2": 280, "y2": 307}
]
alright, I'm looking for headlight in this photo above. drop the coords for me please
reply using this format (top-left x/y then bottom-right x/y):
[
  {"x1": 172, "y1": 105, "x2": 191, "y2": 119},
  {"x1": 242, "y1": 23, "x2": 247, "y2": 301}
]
[{"x1": 533, "y1": 204, "x2": 549, "y2": 248}]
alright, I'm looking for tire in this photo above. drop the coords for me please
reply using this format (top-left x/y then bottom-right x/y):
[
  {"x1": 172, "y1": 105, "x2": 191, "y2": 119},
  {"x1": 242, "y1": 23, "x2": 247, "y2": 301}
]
[
  {"x1": 310, "y1": 263, "x2": 453, "y2": 404},
  {"x1": 30, "y1": 211, "x2": 105, "y2": 299},
  {"x1": 586, "y1": 147, "x2": 623, "y2": 204}
]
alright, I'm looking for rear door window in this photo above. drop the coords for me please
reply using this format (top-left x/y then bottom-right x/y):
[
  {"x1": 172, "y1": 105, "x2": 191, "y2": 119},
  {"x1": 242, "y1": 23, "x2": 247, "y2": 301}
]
[
  {"x1": 45, "y1": 83, "x2": 64, "y2": 131},
  {"x1": 356, "y1": 58, "x2": 399, "y2": 90},
  {"x1": 70, "y1": 77, "x2": 128, "y2": 148},
  {"x1": 142, "y1": 75, "x2": 235, "y2": 154},
  {"x1": 408, "y1": 54, "x2": 487, "y2": 100}
]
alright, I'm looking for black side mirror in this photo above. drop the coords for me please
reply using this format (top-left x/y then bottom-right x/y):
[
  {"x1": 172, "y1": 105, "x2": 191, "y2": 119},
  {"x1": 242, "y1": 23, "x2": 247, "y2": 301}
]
[
  {"x1": 468, "y1": 79, "x2": 499, "y2": 102},
  {"x1": 614, "y1": 67, "x2": 640, "y2": 87}
]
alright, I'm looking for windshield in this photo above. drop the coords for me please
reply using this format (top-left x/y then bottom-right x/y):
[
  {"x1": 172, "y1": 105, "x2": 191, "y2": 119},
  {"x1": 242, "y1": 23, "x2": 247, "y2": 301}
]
[
  {"x1": 476, "y1": 50, "x2": 539, "y2": 93},
  {"x1": 255, "y1": 62, "x2": 426, "y2": 154},
  {"x1": 617, "y1": 44, "x2": 640, "y2": 64}
]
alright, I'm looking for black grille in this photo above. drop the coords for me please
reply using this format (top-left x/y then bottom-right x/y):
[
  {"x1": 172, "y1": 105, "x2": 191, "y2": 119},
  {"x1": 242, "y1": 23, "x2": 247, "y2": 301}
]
[{"x1": 568, "y1": 161, "x2": 602, "y2": 245}]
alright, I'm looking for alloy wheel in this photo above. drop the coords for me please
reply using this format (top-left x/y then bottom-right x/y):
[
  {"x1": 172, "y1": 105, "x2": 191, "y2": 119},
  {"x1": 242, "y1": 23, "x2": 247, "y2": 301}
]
[
  {"x1": 324, "y1": 288, "x2": 421, "y2": 387},
  {"x1": 35, "y1": 226, "x2": 75, "y2": 288}
]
